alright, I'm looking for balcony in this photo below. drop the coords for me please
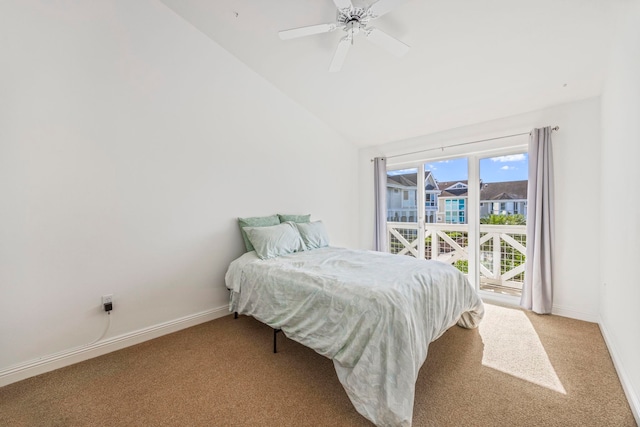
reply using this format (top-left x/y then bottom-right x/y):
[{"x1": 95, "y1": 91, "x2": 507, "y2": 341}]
[
  {"x1": 387, "y1": 209, "x2": 417, "y2": 223},
  {"x1": 387, "y1": 222, "x2": 526, "y2": 296}
]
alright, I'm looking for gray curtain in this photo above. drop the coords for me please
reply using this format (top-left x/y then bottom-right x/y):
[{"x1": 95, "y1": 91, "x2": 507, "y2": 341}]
[
  {"x1": 521, "y1": 127, "x2": 555, "y2": 314},
  {"x1": 373, "y1": 157, "x2": 388, "y2": 252}
]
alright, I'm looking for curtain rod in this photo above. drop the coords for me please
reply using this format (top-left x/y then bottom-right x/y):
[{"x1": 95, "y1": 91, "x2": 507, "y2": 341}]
[{"x1": 371, "y1": 126, "x2": 559, "y2": 162}]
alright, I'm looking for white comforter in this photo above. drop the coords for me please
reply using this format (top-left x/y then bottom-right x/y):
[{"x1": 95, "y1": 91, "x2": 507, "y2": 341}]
[{"x1": 225, "y1": 247, "x2": 484, "y2": 426}]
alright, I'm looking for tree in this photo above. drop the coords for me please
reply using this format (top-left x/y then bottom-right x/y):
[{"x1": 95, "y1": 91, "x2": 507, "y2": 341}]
[{"x1": 480, "y1": 213, "x2": 526, "y2": 225}]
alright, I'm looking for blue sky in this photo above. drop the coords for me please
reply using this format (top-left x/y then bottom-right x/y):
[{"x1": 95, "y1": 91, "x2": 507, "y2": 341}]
[
  {"x1": 480, "y1": 154, "x2": 528, "y2": 182},
  {"x1": 389, "y1": 153, "x2": 528, "y2": 183}
]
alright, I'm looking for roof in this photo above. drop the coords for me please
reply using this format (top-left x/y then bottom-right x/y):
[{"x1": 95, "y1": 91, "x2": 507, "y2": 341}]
[
  {"x1": 387, "y1": 175, "x2": 527, "y2": 200},
  {"x1": 481, "y1": 181, "x2": 528, "y2": 200},
  {"x1": 386, "y1": 173, "x2": 417, "y2": 187},
  {"x1": 386, "y1": 171, "x2": 435, "y2": 188},
  {"x1": 437, "y1": 180, "x2": 470, "y2": 197}
]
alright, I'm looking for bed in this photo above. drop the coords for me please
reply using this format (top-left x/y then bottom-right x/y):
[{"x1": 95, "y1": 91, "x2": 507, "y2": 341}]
[{"x1": 225, "y1": 217, "x2": 484, "y2": 427}]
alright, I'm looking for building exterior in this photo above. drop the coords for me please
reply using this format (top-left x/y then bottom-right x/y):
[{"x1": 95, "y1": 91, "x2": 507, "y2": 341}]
[
  {"x1": 386, "y1": 171, "x2": 440, "y2": 222},
  {"x1": 386, "y1": 172, "x2": 527, "y2": 224}
]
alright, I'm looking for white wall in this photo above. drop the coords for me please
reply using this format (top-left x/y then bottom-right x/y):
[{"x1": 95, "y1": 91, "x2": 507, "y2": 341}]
[
  {"x1": 0, "y1": 0, "x2": 358, "y2": 383},
  {"x1": 600, "y1": 0, "x2": 640, "y2": 421},
  {"x1": 358, "y1": 98, "x2": 602, "y2": 321}
]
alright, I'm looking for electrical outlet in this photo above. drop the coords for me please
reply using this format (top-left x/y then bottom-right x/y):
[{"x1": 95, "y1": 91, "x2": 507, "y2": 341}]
[{"x1": 102, "y1": 294, "x2": 114, "y2": 312}]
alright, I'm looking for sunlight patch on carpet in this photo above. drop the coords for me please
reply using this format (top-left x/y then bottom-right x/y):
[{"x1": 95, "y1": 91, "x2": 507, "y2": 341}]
[{"x1": 479, "y1": 304, "x2": 566, "y2": 394}]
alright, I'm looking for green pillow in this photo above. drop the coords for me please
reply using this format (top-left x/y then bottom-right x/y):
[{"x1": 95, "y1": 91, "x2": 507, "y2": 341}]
[
  {"x1": 294, "y1": 221, "x2": 330, "y2": 250},
  {"x1": 278, "y1": 214, "x2": 311, "y2": 223},
  {"x1": 238, "y1": 214, "x2": 281, "y2": 252},
  {"x1": 244, "y1": 222, "x2": 306, "y2": 260}
]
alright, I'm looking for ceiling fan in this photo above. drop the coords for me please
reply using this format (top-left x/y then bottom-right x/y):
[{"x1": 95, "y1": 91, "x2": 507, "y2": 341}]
[{"x1": 278, "y1": 0, "x2": 410, "y2": 72}]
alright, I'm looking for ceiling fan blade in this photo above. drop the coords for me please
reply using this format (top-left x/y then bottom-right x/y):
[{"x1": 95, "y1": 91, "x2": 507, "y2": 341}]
[
  {"x1": 332, "y1": 0, "x2": 354, "y2": 11},
  {"x1": 279, "y1": 23, "x2": 336, "y2": 40},
  {"x1": 329, "y1": 37, "x2": 352, "y2": 72},
  {"x1": 365, "y1": 27, "x2": 410, "y2": 57},
  {"x1": 367, "y1": 0, "x2": 409, "y2": 18}
]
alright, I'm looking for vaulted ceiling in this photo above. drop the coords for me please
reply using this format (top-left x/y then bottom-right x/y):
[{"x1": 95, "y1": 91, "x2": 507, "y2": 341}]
[{"x1": 158, "y1": 0, "x2": 621, "y2": 147}]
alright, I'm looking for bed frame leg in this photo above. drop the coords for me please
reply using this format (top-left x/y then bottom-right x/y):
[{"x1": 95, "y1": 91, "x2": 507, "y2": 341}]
[
  {"x1": 234, "y1": 312, "x2": 238, "y2": 319},
  {"x1": 273, "y1": 329, "x2": 282, "y2": 353}
]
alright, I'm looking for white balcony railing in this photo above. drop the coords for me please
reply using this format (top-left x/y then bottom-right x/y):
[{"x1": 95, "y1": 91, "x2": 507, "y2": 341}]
[{"x1": 387, "y1": 222, "x2": 526, "y2": 295}]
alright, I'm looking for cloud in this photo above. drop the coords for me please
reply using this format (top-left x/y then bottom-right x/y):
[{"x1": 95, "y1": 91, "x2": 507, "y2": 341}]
[
  {"x1": 500, "y1": 165, "x2": 515, "y2": 170},
  {"x1": 491, "y1": 154, "x2": 526, "y2": 163},
  {"x1": 387, "y1": 168, "x2": 417, "y2": 176}
]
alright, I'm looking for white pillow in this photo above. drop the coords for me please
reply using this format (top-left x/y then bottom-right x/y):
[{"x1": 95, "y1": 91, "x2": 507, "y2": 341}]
[
  {"x1": 295, "y1": 221, "x2": 329, "y2": 250},
  {"x1": 244, "y1": 222, "x2": 306, "y2": 260}
]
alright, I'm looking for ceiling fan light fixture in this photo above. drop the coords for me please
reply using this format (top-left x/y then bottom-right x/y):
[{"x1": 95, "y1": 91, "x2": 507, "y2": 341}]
[
  {"x1": 337, "y1": 7, "x2": 368, "y2": 27},
  {"x1": 278, "y1": 0, "x2": 411, "y2": 71}
]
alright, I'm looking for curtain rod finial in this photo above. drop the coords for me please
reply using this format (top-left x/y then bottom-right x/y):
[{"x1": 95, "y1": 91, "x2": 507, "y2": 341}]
[{"x1": 552, "y1": 126, "x2": 559, "y2": 131}]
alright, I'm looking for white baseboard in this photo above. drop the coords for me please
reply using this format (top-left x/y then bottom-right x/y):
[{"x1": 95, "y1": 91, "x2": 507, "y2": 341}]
[
  {"x1": 551, "y1": 304, "x2": 598, "y2": 323},
  {"x1": 0, "y1": 305, "x2": 230, "y2": 388},
  {"x1": 598, "y1": 318, "x2": 640, "y2": 425}
]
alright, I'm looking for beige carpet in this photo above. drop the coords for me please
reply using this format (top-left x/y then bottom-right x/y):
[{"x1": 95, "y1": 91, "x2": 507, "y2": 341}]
[{"x1": 0, "y1": 303, "x2": 636, "y2": 426}]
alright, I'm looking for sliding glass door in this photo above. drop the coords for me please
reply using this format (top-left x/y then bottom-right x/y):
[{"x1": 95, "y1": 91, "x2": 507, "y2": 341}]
[
  {"x1": 386, "y1": 167, "x2": 422, "y2": 258},
  {"x1": 423, "y1": 158, "x2": 470, "y2": 277},
  {"x1": 478, "y1": 153, "x2": 528, "y2": 296},
  {"x1": 385, "y1": 150, "x2": 528, "y2": 297}
]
